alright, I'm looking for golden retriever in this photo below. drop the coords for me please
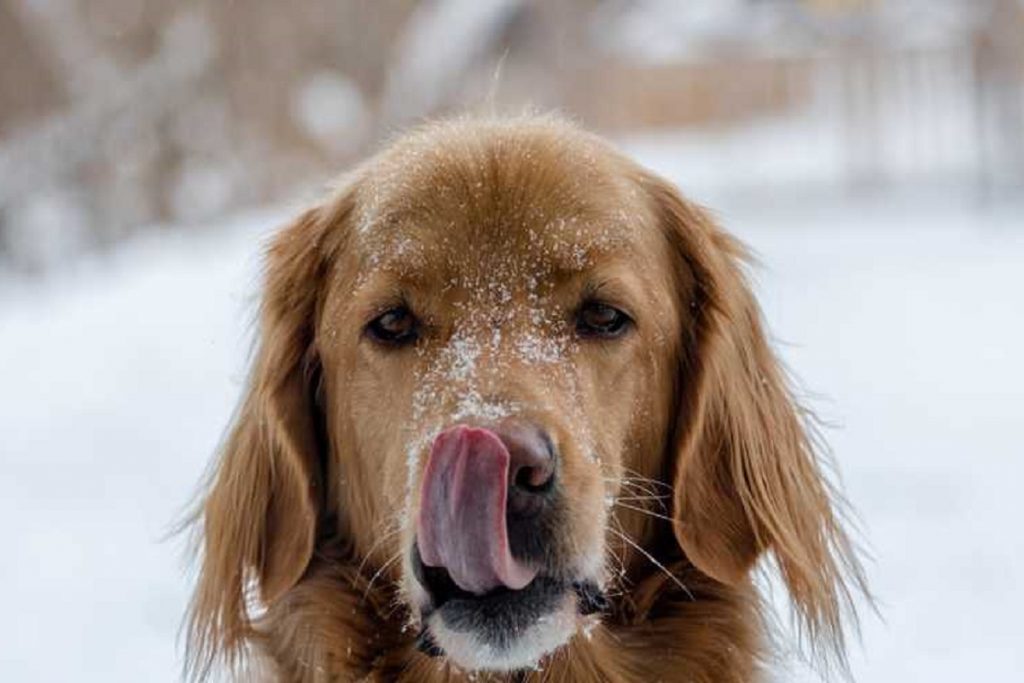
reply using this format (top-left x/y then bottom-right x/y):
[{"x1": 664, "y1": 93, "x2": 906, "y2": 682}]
[{"x1": 186, "y1": 115, "x2": 866, "y2": 682}]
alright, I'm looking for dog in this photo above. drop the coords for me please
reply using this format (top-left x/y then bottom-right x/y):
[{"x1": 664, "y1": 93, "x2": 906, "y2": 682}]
[{"x1": 185, "y1": 115, "x2": 866, "y2": 682}]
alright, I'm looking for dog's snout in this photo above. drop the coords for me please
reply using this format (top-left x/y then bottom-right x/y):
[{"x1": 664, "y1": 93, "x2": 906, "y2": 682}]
[{"x1": 493, "y1": 421, "x2": 557, "y2": 516}]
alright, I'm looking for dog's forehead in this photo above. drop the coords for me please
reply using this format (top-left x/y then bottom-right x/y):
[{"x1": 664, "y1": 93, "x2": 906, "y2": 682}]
[
  {"x1": 352, "y1": 125, "x2": 647, "y2": 280},
  {"x1": 359, "y1": 208, "x2": 634, "y2": 281}
]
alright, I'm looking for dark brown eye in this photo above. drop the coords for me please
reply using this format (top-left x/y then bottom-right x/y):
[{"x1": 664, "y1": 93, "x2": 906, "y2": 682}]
[
  {"x1": 366, "y1": 307, "x2": 419, "y2": 347},
  {"x1": 576, "y1": 302, "x2": 632, "y2": 339}
]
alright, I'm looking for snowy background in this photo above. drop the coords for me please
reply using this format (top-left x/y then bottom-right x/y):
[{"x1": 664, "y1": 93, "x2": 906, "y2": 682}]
[{"x1": 2, "y1": 1, "x2": 1024, "y2": 681}]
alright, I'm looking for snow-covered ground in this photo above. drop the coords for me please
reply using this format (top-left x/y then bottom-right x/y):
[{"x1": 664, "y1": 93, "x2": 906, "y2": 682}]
[{"x1": 1, "y1": 162, "x2": 1022, "y2": 680}]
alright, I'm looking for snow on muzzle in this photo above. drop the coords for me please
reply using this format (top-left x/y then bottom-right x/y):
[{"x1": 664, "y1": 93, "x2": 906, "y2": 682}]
[{"x1": 416, "y1": 425, "x2": 539, "y2": 595}]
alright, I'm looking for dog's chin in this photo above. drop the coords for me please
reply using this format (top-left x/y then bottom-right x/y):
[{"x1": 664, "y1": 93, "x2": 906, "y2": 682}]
[
  {"x1": 405, "y1": 548, "x2": 598, "y2": 672},
  {"x1": 423, "y1": 585, "x2": 579, "y2": 672}
]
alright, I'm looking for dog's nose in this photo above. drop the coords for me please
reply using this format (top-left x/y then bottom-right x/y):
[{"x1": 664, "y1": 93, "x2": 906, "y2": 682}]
[{"x1": 493, "y1": 420, "x2": 557, "y2": 517}]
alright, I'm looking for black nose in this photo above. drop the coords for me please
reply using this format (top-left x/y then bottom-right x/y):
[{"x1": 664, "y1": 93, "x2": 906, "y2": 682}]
[{"x1": 492, "y1": 421, "x2": 557, "y2": 518}]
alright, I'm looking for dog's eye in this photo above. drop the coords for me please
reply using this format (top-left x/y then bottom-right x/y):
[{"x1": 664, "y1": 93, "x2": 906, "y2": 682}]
[
  {"x1": 366, "y1": 307, "x2": 419, "y2": 347},
  {"x1": 576, "y1": 302, "x2": 632, "y2": 339}
]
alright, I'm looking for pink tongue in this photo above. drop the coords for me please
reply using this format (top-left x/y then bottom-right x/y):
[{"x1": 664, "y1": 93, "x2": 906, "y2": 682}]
[{"x1": 417, "y1": 426, "x2": 538, "y2": 595}]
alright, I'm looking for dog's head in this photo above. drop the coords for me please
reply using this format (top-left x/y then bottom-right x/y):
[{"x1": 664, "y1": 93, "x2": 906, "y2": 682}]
[{"x1": 187, "y1": 117, "x2": 862, "y2": 675}]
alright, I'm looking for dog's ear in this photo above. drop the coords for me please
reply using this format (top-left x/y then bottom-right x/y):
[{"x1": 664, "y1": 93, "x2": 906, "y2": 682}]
[
  {"x1": 643, "y1": 172, "x2": 865, "y2": 659},
  {"x1": 186, "y1": 192, "x2": 352, "y2": 676}
]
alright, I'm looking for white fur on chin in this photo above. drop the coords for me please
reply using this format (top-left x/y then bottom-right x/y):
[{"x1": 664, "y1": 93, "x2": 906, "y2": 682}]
[{"x1": 427, "y1": 593, "x2": 578, "y2": 672}]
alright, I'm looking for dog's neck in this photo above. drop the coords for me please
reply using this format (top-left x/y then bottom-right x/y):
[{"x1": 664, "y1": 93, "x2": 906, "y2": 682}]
[{"x1": 252, "y1": 537, "x2": 765, "y2": 682}]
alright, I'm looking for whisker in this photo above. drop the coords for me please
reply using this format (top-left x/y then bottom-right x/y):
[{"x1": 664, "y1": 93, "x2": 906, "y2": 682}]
[
  {"x1": 604, "y1": 475, "x2": 665, "y2": 487},
  {"x1": 604, "y1": 475, "x2": 674, "y2": 499},
  {"x1": 614, "y1": 494, "x2": 670, "y2": 507},
  {"x1": 605, "y1": 481, "x2": 659, "y2": 503},
  {"x1": 355, "y1": 524, "x2": 403, "y2": 581},
  {"x1": 598, "y1": 509, "x2": 628, "y2": 585},
  {"x1": 607, "y1": 527, "x2": 693, "y2": 601},
  {"x1": 362, "y1": 550, "x2": 404, "y2": 602},
  {"x1": 604, "y1": 515, "x2": 632, "y2": 592},
  {"x1": 602, "y1": 539, "x2": 628, "y2": 585},
  {"x1": 612, "y1": 501, "x2": 677, "y2": 524},
  {"x1": 618, "y1": 480, "x2": 660, "y2": 496},
  {"x1": 619, "y1": 468, "x2": 675, "y2": 491}
]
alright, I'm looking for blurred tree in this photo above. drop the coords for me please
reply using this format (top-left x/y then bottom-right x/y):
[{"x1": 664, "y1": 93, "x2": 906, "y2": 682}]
[
  {"x1": 1, "y1": 0, "x2": 1021, "y2": 272},
  {"x1": 0, "y1": 2, "x2": 65, "y2": 136}
]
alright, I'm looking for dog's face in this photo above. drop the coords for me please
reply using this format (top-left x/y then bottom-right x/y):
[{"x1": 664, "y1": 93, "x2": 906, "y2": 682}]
[
  {"x1": 316, "y1": 126, "x2": 684, "y2": 668},
  {"x1": 188, "y1": 118, "x2": 862, "y2": 678}
]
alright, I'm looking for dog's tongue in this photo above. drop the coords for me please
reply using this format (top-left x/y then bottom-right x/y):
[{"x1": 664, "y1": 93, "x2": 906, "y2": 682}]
[{"x1": 417, "y1": 426, "x2": 538, "y2": 595}]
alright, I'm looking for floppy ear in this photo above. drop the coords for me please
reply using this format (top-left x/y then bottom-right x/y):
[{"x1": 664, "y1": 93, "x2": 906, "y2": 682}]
[
  {"x1": 644, "y1": 173, "x2": 866, "y2": 659},
  {"x1": 186, "y1": 195, "x2": 351, "y2": 676}
]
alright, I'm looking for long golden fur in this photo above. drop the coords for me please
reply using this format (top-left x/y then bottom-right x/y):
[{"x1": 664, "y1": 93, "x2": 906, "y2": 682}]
[{"x1": 185, "y1": 115, "x2": 866, "y2": 682}]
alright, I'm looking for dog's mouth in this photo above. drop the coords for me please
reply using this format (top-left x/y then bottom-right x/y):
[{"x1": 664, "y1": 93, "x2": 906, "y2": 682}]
[
  {"x1": 410, "y1": 543, "x2": 607, "y2": 664},
  {"x1": 408, "y1": 423, "x2": 606, "y2": 670}
]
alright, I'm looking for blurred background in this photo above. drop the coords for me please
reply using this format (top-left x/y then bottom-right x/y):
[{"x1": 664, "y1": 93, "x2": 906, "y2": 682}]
[{"x1": 1, "y1": 0, "x2": 1022, "y2": 681}]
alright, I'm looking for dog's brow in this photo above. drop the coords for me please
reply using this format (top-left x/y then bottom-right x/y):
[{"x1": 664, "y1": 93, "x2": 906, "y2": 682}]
[
  {"x1": 545, "y1": 232, "x2": 633, "y2": 274},
  {"x1": 356, "y1": 204, "x2": 636, "y2": 288}
]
